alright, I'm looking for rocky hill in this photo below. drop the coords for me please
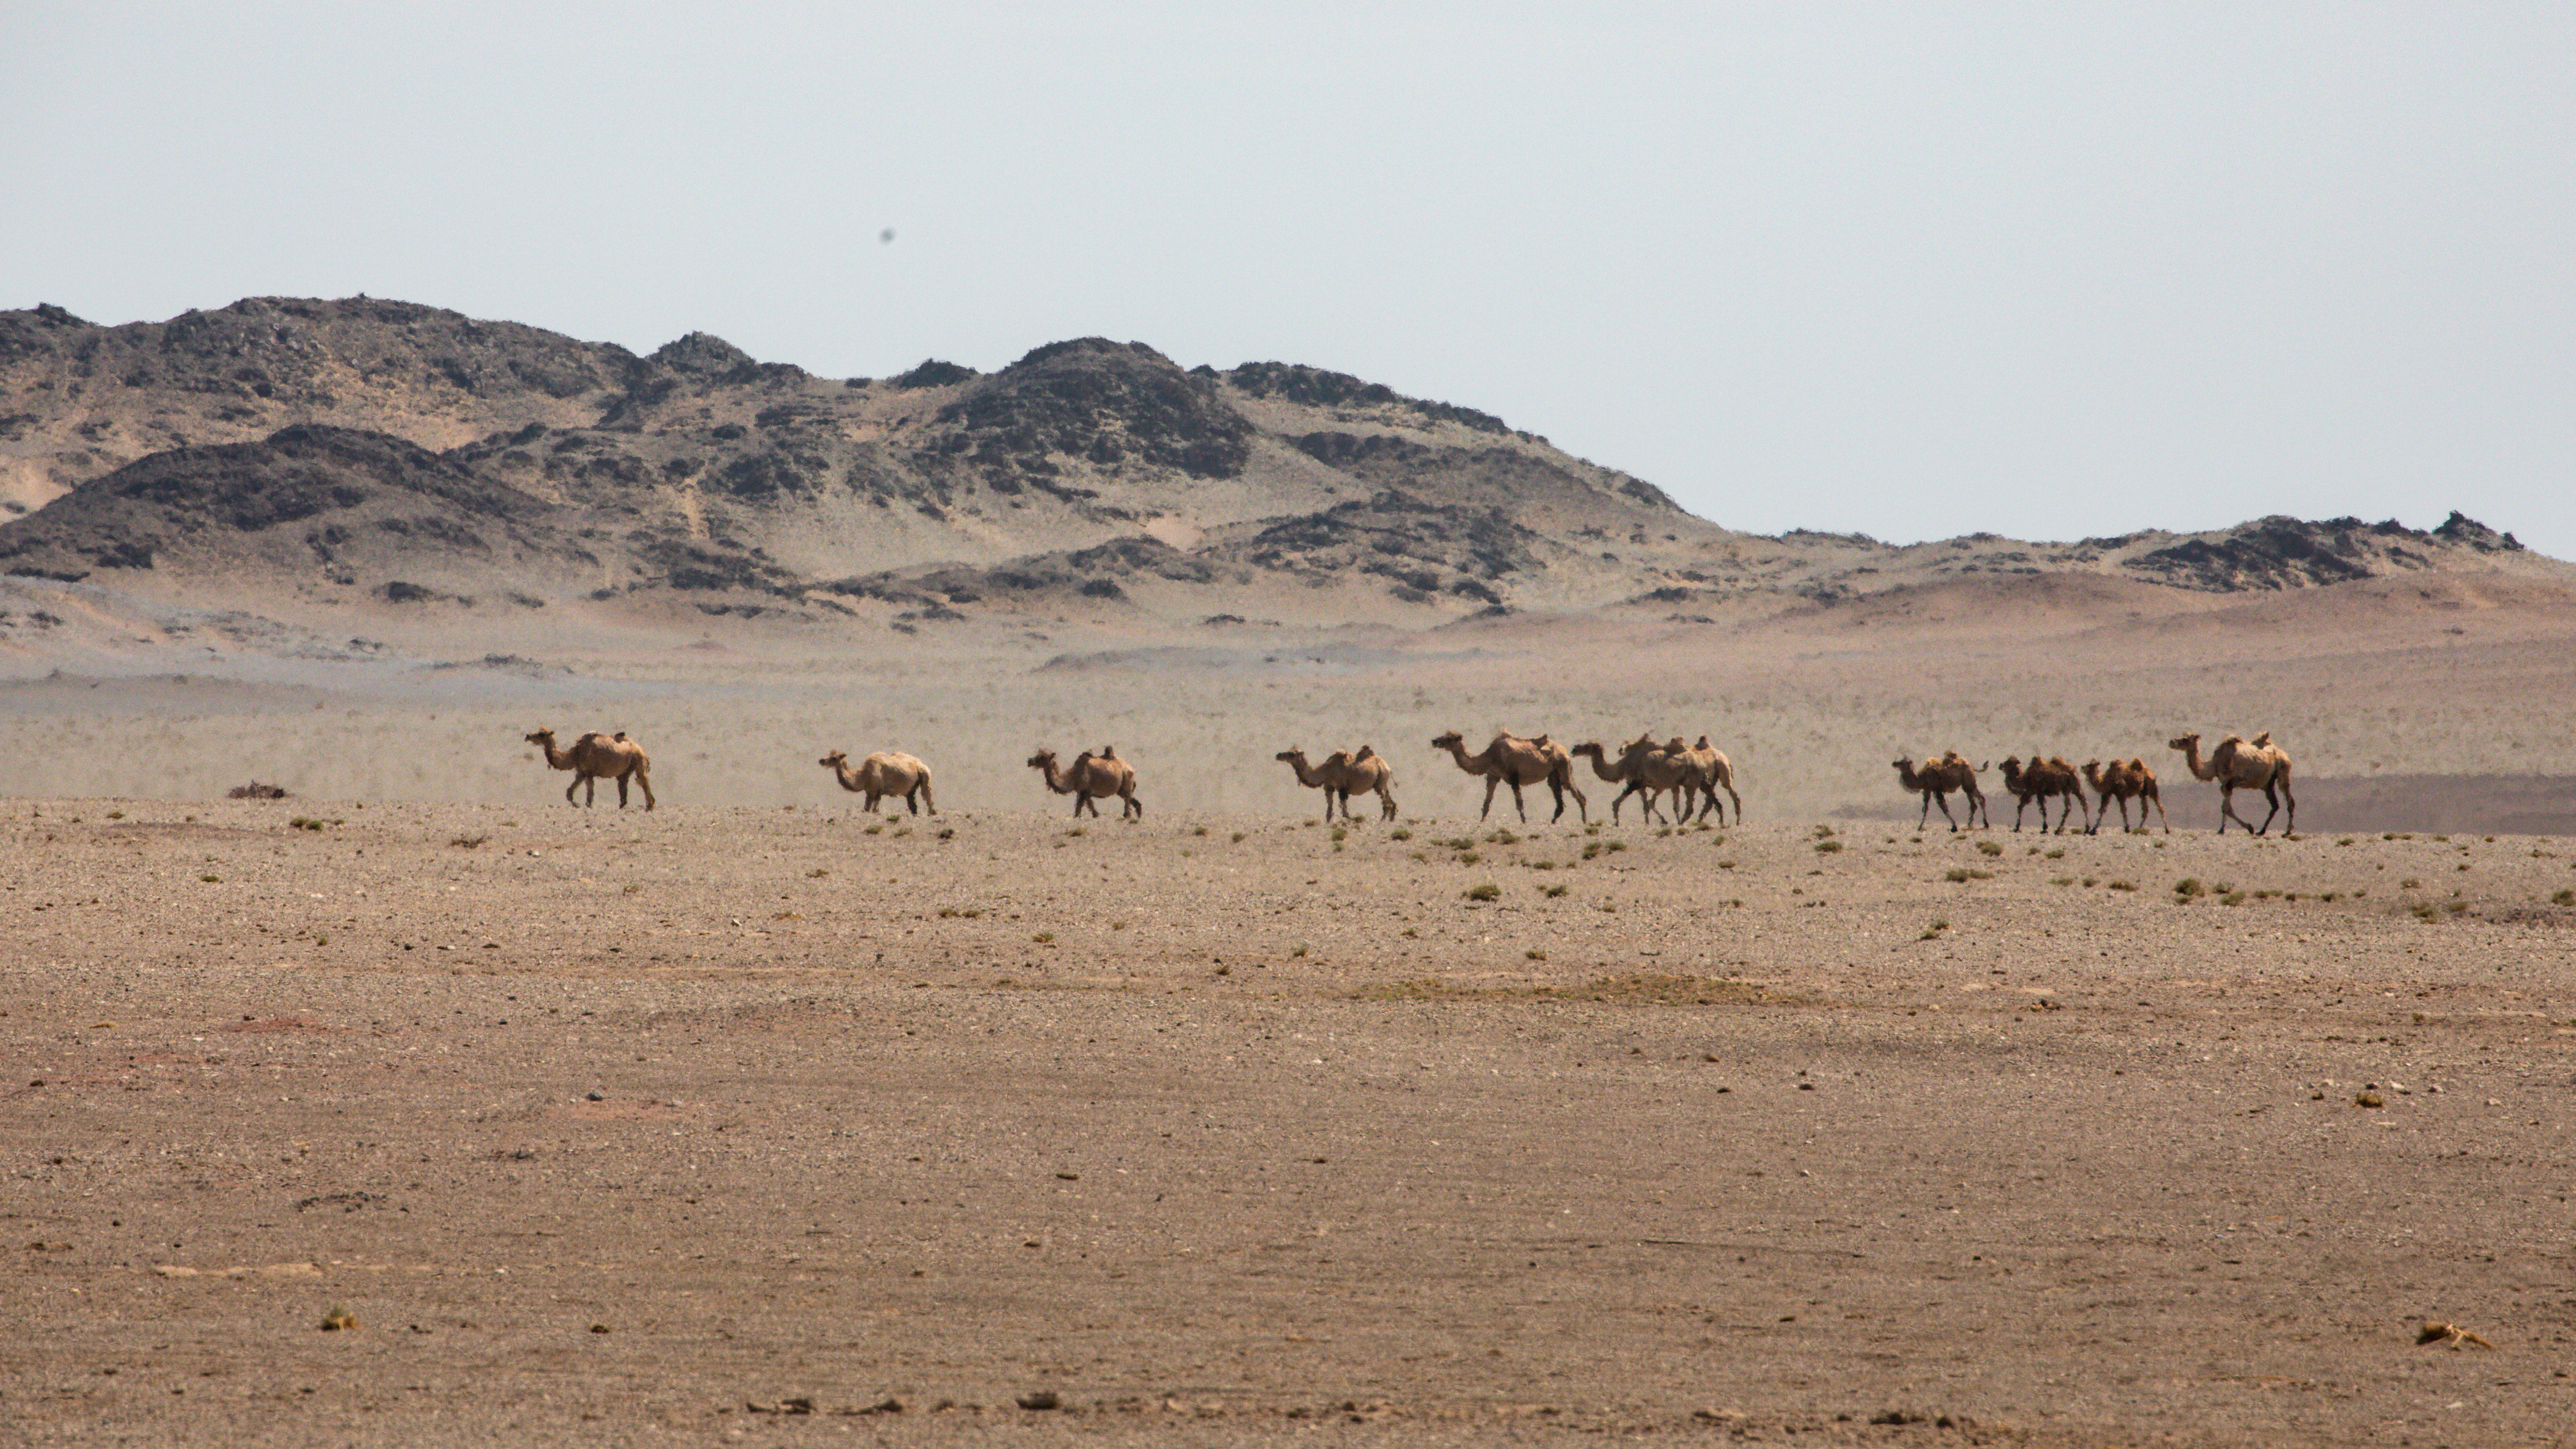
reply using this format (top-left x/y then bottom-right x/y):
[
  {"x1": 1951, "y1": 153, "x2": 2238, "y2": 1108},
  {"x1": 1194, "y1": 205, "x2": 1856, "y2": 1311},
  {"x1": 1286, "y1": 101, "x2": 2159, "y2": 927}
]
[{"x1": 0, "y1": 296, "x2": 2564, "y2": 630}]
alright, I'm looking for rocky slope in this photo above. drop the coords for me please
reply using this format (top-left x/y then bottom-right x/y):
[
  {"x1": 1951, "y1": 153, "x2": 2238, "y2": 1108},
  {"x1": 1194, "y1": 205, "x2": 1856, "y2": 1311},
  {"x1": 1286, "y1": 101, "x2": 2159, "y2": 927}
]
[{"x1": 0, "y1": 296, "x2": 2565, "y2": 631}]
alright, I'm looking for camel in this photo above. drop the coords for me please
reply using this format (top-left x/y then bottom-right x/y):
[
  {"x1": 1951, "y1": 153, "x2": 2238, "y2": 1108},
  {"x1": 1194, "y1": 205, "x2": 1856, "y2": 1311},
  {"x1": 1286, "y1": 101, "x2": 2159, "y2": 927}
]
[
  {"x1": 1892, "y1": 751, "x2": 1987, "y2": 831},
  {"x1": 1678, "y1": 735, "x2": 1743, "y2": 826},
  {"x1": 525, "y1": 728, "x2": 655, "y2": 810},
  {"x1": 1570, "y1": 734, "x2": 1694, "y2": 825},
  {"x1": 1028, "y1": 745, "x2": 1142, "y2": 820},
  {"x1": 2168, "y1": 731, "x2": 2295, "y2": 836},
  {"x1": 1276, "y1": 746, "x2": 1398, "y2": 823},
  {"x1": 1997, "y1": 754, "x2": 2086, "y2": 834},
  {"x1": 1430, "y1": 729, "x2": 1587, "y2": 824},
  {"x1": 2081, "y1": 758, "x2": 2169, "y2": 834},
  {"x1": 819, "y1": 749, "x2": 936, "y2": 815}
]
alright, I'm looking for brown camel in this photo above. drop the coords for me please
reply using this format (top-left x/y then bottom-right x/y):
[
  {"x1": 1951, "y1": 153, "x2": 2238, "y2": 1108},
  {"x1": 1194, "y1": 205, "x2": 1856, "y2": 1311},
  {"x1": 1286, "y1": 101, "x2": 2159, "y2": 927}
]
[
  {"x1": 2081, "y1": 758, "x2": 2169, "y2": 834},
  {"x1": 525, "y1": 728, "x2": 655, "y2": 810},
  {"x1": 1028, "y1": 745, "x2": 1142, "y2": 820},
  {"x1": 2168, "y1": 731, "x2": 2295, "y2": 836},
  {"x1": 1677, "y1": 735, "x2": 1743, "y2": 826},
  {"x1": 1998, "y1": 754, "x2": 2086, "y2": 834},
  {"x1": 1276, "y1": 746, "x2": 1398, "y2": 823},
  {"x1": 1570, "y1": 734, "x2": 1693, "y2": 825},
  {"x1": 819, "y1": 749, "x2": 936, "y2": 815},
  {"x1": 1430, "y1": 730, "x2": 1587, "y2": 824},
  {"x1": 1892, "y1": 751, "x2": 1987, "y2": 831}
]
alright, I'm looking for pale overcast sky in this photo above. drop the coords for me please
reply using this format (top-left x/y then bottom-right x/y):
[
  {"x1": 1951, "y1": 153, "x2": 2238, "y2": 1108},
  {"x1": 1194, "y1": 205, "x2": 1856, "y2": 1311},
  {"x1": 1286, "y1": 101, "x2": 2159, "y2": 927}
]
[{"x1": 6, "y1": 3, "x2": 2571, "y2": 556}]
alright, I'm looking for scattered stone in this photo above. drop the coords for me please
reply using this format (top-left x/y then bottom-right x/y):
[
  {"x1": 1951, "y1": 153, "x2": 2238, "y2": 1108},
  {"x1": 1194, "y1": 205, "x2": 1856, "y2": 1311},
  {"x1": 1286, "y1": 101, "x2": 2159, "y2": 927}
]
[
  {"x1": 1017, "y1": 1390, "x2": 1061, "y2": 1411},
  {"x1": 2419, "y1": 1321, "x2": 2495, "y2": 1349},
  {"x1": 319, "y1": 1306, "x2": 358, "y2": 1332}
]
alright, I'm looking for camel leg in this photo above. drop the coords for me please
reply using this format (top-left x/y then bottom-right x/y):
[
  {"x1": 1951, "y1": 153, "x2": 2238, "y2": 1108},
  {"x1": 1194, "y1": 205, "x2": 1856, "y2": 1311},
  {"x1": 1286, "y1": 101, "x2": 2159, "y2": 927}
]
[
  {"x1": 2254, "y1": 782, "x2": 2281, "y2": 836},
  {"x1": 1553, "y1": 778, "x2": 1585, "y2": 825},
  {"x1": 2278, "y1": 777, "x2": 2294, "y2": 836},
  {"x1": 1970, "y1": 788, "x2": 1989, "y2": 830},
  {"x1": 1723, "y1": 785, "x2": 1741, "y2": 826},
  {"x1": 1478, "y1": 777, "x2": 1500, "y2": 821},
  {"x1": 1932, "y1": 790, "x2": 1958, "y2": 832},
  {"x1": 635, "y1": 769, "x2": 654, "y2": 811},
  {"x1": 1508, "y1": 779, "x2": 1530, "y2": 823},
  {"x1": 565, "y1": 776, "x2": 582, "y2": 808},
  {"x1": 1917, "y1": 792, "x2": 1934, "y2": 831},
  {"x1": 1127, "y1": 789, "x2": 1142, "y2": 820},
  {"x1": 615, "y1": 772, "x2": 631, "y2": 809},
  {"x1": 2149, "y1": 792, "x2": 2169, "y2": 833}
]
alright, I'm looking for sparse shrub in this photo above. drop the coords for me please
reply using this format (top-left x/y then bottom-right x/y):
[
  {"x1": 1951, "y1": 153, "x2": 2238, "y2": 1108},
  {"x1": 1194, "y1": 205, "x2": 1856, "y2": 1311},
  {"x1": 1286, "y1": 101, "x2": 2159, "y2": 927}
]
[
  {"x1": 2554, "y1": 889, "x2": 2574, "y2": 906},
  {"x1": 2044, "y1": 848, "x2": 2065, "y2": 859},
  {"x1": 1814, "y1": 840, "x2": 1843, "y2": 854},
  {"x1": 1464, "y1": 883, "x2": 1500, "y2": 902},
  {"x1": 1975, "y1": 840, "x2": 2003, "y2": 858},
  {"x1": 1230, "y1": 832, "x2": 1245, "y2": 843},
  {"x1": 1457, "y1": 850, "x2": 1483, "y2": 866},
  {"x1": 1291, "y1": 944, "x2": 1308, "y2": 958},
  {"x1": 1542, "y1": 884, "x2": 1569, "y2": 897},
  {"x1": 2174, "y1": 877, "x2": 2205, "y2": 898},
  {"x1": 2107, "y1": 880, "x2": 2137, "y2": 892},
  {"x1": 1192, "y1": 825, "x2": 1208, "y2": 836},
  {"x1": 1716, "y1": 859, "x2": 1737, "y2": 870},
  {"x1": 1330, "y1": 826, "x2": 1347, "y2": 843},
  {"x1": 1944, "y1": 867, "x2": 1994, "y2": 882},
  {"x1": 1032, "y1": 932, "x2": 1055, "y2": 943},
  {"x1": 2401, "y1": 877, "x2": 2422, "y2": 890},
  {"x1": 1390, "y1": 828, "x2": 1412, "y2": 841},
  {"x1": 1526, "y1": 948, "x2": 1546, "y2": 961},
  {"x1": 451, "y1": 835, "x2": 488, "y2": 849}
]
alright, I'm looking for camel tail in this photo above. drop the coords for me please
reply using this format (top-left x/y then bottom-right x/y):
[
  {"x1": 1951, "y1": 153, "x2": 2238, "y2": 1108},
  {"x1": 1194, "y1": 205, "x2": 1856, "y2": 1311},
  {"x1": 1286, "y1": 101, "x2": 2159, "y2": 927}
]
[{"x1": 919, "y1": 766, "x2": 936, "y2": 815}]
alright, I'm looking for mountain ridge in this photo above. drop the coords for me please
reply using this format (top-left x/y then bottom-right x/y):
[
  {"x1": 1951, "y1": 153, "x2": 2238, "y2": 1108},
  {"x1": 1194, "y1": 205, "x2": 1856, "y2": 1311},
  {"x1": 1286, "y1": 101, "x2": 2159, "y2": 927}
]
[{"x1": 2, "y1": 296, "x2": 2564, "y2": 631}]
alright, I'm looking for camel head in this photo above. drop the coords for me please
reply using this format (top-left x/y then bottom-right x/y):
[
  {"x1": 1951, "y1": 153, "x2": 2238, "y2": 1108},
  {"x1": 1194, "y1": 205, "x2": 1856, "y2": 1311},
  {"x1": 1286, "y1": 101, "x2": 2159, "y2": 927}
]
[
  {"x1": 1999, "y1": 755, "x2": 2024, "y2": 782},
  {"x1": 1571, "y1": 740, "x2": 1608, "y2": 761},
  {"x1": 1430, "y1": 730, "x2": 1465, "y2": 753},
  {"x1": 1275, "y1": 748, "x2": 1306, "y2": 765},
  {"x1": 524, "y1": 728, "x2": 557, "y2": 751},
  {"x1": 2082, "y1": 759, "x2": 2104, "y2": 782},
  {"x1": 818, "y1": 750, "x2": 849, "y2": 770},
  {"x1": 2167, "y1": 733, "x2": 2200, "y2": 754},
  {"x1": 1025, "y1": 748, "x2": 1057, "y2": 772}
]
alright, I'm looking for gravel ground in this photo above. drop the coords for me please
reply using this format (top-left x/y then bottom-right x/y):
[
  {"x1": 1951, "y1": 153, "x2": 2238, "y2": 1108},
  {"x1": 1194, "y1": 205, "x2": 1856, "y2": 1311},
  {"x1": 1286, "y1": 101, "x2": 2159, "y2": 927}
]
[{"x1": 6, "y1": 797, "x2": 2574, "y2": 1446}]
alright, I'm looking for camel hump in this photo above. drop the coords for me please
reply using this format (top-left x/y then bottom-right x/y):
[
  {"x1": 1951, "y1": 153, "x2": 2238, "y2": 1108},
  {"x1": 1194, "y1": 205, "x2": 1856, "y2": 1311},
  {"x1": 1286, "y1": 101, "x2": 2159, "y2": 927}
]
[
  {"x1": 2250, "y1": 731, "x2": 2273, "y2": 748},
  {"x1": 1100, "y1": 744, "x2": 1118, "y2": 759},
  {"x1": 1353, "y1": 744, "x2": 1377, "y2": 760}
]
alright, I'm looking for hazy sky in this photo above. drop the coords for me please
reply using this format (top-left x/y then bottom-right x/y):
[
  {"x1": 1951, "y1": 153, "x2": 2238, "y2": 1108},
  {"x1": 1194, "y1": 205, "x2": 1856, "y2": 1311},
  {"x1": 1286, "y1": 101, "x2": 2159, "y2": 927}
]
[{"x1": 7, "y1": 3, "x2": 2572, "y2": 555}]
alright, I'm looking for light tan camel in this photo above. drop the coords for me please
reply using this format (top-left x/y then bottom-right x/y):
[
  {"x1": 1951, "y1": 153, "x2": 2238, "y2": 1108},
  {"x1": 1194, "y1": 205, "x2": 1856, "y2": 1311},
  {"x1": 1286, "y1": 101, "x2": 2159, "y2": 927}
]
[
  {"x1": 526, "y1": 728, "x2": 655, "y2": 810},
  {"x1": 2168, "y1": 731, "x2": 2295, "y2": 836},
  {"x1": 1680, "y1": 735, "x2": 1743, "y2": 826},
  {"x1": 2082, "y1": 758, "x2": 2169, "y2": 834},
  {"x1": 1430, "y1": 730, "x2": 1587, "y2": 823},
  {"x1": 1028, "y1": 745, "x2": 1142, "y2": 820},
  {"x1": 1570, "y1": 734, "x2": 1693, "y2": 825},
  {"x1": 1998, "y1": 754, "x2": 2086, "y2": 834},
  {"x1": 1893, "y1": 751, "x2": 1987, "y2": 831},
  {"x1": 1276, "y1": 746, "x2": 1398, "y2": 823},
  {"x1": 819, "y1": 749, "x2": 936, "y2": 815}
]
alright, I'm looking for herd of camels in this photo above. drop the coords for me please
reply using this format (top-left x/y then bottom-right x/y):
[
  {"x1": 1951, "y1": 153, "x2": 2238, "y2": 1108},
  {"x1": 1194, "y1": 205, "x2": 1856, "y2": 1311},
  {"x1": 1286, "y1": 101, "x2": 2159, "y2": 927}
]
[{"x1": 526, "y1": 725, "x2": 2296, "y2": 837}]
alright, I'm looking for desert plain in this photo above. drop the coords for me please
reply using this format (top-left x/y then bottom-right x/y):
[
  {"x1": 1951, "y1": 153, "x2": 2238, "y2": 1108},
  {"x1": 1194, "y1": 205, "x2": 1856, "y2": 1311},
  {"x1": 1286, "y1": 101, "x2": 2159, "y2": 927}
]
[
  {"x1": 5, "y1": 297, "x2": 2576, "y2": 1445},
  {"x1": 5, "y1": 586, "x2": 2575, "y2": 1449}
]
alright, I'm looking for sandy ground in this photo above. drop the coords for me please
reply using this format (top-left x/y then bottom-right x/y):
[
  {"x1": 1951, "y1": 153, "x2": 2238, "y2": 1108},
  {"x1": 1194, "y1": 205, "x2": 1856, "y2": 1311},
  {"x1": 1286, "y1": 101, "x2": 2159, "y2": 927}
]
[{"x1": 7, "y1": 792, "x2": 2574, "y2": 1447}]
